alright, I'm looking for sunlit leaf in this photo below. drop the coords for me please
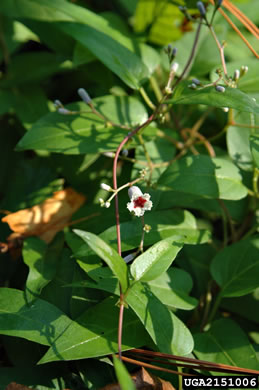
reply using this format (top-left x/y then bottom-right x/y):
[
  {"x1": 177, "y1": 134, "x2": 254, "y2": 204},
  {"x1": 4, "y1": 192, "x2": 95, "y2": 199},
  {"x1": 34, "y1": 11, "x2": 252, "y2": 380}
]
[{"x1": 158, "y1": 155, "x2": 248, "y2": 200}]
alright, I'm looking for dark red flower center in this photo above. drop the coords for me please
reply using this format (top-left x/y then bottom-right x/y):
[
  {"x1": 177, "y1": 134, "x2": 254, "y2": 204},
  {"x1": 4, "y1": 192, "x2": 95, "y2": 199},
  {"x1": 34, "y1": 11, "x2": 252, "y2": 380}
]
[{"x1": 133, "y1": 196, "x2": 147, "y2": 208}]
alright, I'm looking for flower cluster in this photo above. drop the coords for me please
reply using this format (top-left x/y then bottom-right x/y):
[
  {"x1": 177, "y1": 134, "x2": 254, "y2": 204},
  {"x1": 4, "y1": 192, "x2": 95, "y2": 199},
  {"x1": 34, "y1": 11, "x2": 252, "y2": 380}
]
[{"x1": 127, "y1": 186, "x2": 153, "y2": 217}]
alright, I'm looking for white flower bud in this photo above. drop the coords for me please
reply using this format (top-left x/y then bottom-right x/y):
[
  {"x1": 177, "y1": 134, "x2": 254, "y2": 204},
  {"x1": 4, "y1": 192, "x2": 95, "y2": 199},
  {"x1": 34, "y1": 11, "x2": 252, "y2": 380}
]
[
  {"x1": 99, "y1": 198, "x2": 105, "y2": 206},
  {"x1": 104, "y1": 201, "x2": 111, "y2": 208},
  {"x1": 57, "y1": 107, "x2": 70, "y2": 115},
  {"x1": 128, "y1": 186, "x2": 143, "y2": 200},
  {"x1": 241, "y1": 65, "x2": 248, "y2": 74},
  {"x1": 192, "y1": 78, "x2": 201, "y2": 86},
  {"x1": 215, "y1": 85, "x2": 225, "y2": 93},
  {"x1": 100, "y1": 183, "x2": 112, "y2": 192},
  {"x1": 170, "y1": 62, "x2": 179, "y2": 73},
  {"x1": 78, "y1": 88, "x2": 91, "y2": 104},
  {"x1": 189, "y1": 83, "x2": 197, "y2": 90},
  {"x1": 222, "y1": 107, "x2": 229, "y2": 112},
  {"x1": 233, "y1": 69, "x2": 240, "y2": 81},
  {"x1": 54, "y1": 99, "x2": 63, "y2": 108}
]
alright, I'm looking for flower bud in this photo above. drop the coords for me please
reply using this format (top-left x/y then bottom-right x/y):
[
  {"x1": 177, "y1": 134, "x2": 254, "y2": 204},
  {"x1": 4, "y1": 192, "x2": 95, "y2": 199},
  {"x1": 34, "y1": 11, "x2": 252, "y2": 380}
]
[
  {"x1": 54, "y1": 99, "x2": 63, "y2": 108},
  {"x1": 233, "y1": 69, "x2": 240, "y2": 81},
  {"x1": 166, "y1": 44, "x2": 173, "y2": 53},
  {"x1": 240, "y1": 65, "x2": 248, "y2": 76},
  {"x1": 197, "y1": 1, "x2": 206, "y2": 17},
  {"x1": 172, "y1": 47, "x2": 177, "y2": 57},
  {"x1": 99, "y1": 198, "x2": 105, "y2": 206},
  {"x1": 100, "y1": 183, "x2": 112, "y2": 191},
  {"x1": 104, "y1": 201, "x2": 111, "y2": 208},
  {"x1": 215, "y1": 85, "x2": 225, "y2": 93},
  {"x1": 222, "y1": 107, "x2": 229, "y2": 112},
  {"x1": 57, "y1": 107, "x2": 71, "y2": 115},
  {"x1": 191, "y1": 78, "x2": 201, "y2": 86},
  {"x1": 143, "y1": 224, "x2": 151, "y2": 233},
  {"x1": 189, "y1": 83, "x2": 197, "y2": 90},
  {"x1": 78, "y1": 88, "x2": 92, "y2": 104},
  {"x1": 170, "y1": 62, "x2": 179, "y2": 73},
  {"x1": 215, "y1": 0, "x2": 223, "y2": 8},
  {"x1": 128, "y1": 186, "x2": 143, "y2": 200}
]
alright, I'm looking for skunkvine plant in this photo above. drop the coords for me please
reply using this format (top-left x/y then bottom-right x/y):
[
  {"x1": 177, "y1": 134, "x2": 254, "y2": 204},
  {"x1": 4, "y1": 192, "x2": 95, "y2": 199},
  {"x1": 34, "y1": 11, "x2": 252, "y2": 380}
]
[{"x1": 0, "y1": 0, "x2": 259, "y2": 388}]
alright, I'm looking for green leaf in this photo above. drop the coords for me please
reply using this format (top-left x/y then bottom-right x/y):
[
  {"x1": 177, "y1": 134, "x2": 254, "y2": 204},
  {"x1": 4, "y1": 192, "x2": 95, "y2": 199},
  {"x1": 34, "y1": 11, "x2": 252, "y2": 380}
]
[
  {"x1": 194, "y1": 318, "x2": 259, "y2": 370},
  {"x1": 0, "y1": 0, "x2": 149, "y2": 89},
  {"x1": 0, "y1": 17, "x2": 38, "y2": 65},
  {"x1": 1, "y1": 157, "x2": 62, "y2": 211},
  {"x1": 227, "y1": 111, "x2": 257, "y2": 171},
  {"x1": 23, "y1": 234, "x2": 64, "y2": 303},
  {"x1": 24, "y1": 19, "x2": 75, "y2": 57},
  {"x1": 158, "y1": 155, "x2": 248, "y2": 200},
  {"x1": 132, "y1": 137, "x2": 177, "y2": 183},
  {"x1": 11, "y1": 85, "x2": 49, "y2": 129},
  {"x1": 130, "y1": 237, "x2": 183, "y2": 282},
  {"x1": 16, "y1": 96, "x2": 149, "y2": 154},
  {"x1": 210, "y1": 237, "x2": 259, "y2": 297},
  {"x1": 166, "y1": 81, "x2": 259, "y2": 114},
  {"x1": 56, "y1": 22, "x2": 148, "y2": 89},
  {"x1": 39, "y1": 296, "x2": 150, "y2": 363},
  {"x1": 222, "y1": 288, "x2": 259, "y2": 325},
  {"x1": 113, "y1": 356, "x2": 136, "y2": 390},
  {"x1": 250, "y1": 134, "x2": 259, "y2": 169},
  {"x1": 73, "y1": 230, "x2": 129, "y2": 293},
  {"x1": 73, "y1": 42, "x2": 95, "y2": 67},
  {"x1": 0, "y1": 365, "x2": 65, "y2": 390},
  {"x1": 0, "y1": 90, "x2": 13, "y2": 115},
  {"x1": 134, "y1": 0, "x2": 183, "y2": 45},
  {"x1": 0, "y1": 288, "x2": 72, "y2": 345},
  {"x1": 0, "y1": 52, "x2": 73, "y2": 88},
  {"x1": 127, "y1": 283, "x2": 194, "y2": 356},
  {"x1": 99, "y1": 209, "x2": 211, "y2": 252},
  {"x1": 180, "y1": 244, "x2": 216, "y2": 296},
  {"x1": 147, "y1": 268, "x2": 198, "y2": 311},
  {"x1": 69, "y1": 266, "x2": 197, "y2": 311}
]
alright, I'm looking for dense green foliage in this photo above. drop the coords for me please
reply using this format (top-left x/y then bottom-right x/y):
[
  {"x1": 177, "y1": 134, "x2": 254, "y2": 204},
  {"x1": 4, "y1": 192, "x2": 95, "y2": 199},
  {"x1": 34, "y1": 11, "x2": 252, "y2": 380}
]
[{"x1": 0, "y1": 0, "x2": 259, "y2": 388}]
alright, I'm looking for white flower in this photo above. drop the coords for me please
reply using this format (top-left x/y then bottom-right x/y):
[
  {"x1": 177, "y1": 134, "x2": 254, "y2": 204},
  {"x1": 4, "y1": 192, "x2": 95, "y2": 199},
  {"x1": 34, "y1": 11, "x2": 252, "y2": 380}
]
[
  {"x1": 127, "y1": 186, "x2": 152, "y2": 217},
  {"x1": 100, "y1": 183, "x2": 112, "y2": 191}
]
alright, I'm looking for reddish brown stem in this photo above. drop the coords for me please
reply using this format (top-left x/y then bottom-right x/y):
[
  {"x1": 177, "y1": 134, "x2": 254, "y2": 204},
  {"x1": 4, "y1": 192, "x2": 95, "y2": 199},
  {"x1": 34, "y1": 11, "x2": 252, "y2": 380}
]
[{"x1": 112, "y1": 114, "x2": 155, "y2": 256}]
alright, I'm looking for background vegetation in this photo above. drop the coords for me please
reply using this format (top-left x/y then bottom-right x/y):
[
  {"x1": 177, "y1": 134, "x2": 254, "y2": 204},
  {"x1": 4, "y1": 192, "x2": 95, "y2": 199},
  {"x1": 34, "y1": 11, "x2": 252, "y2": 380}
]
[{"x1": 0, "y1": 0, "x2": 259, "y2": 389}]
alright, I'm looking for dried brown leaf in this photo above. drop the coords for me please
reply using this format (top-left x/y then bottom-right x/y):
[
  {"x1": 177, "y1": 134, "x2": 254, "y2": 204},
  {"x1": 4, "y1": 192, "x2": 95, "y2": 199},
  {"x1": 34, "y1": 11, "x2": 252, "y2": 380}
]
[
  {"x1": 100, "y1": 368, "x2": 176, "y2": 390},
  {"x1": 2, "y1": 188, "x2": 85, "y2": 244},
  {"x1": 5, "y1": 383, "x2": 34, "y2": 390}
]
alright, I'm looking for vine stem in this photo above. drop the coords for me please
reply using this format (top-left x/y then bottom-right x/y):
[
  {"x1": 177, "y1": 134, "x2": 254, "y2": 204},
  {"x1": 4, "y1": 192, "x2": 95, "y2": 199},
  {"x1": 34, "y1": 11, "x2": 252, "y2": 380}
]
[
  {"x1": 113, "y1": 114, "x2": 154, "y2": 360},
  {"x1": 208, "y1": 25, "x2": 228, "y2": 77},
  {"x1": 118, "y1": 302, "x2": 125, "y2": 361},
  {"x1": 112, "y1": 113, "x2": 155, "y2": 256},
  {"x1": 112, "y1": 19, "x2": 203, "y2": 361},
  {"x1": 171, "y1": 19, "x2": 202, "y2": 90}
]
